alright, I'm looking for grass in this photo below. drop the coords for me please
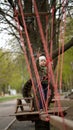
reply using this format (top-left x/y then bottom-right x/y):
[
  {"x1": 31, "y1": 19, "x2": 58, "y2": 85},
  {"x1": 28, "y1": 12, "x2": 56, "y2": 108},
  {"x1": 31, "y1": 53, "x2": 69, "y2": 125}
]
[{"x1": 0, "y1": 94, "x2": 22, "y2": 103}]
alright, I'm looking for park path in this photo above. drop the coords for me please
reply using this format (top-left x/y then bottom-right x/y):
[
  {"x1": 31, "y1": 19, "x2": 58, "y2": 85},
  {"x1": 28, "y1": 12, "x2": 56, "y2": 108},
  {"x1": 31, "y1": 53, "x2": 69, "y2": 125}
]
[
  {"x1": 8, "y1": 120, "x2": 35, "y2": 130},
  {"x1": 0, "y1": 99, "x2": 16, "y2": 130}
]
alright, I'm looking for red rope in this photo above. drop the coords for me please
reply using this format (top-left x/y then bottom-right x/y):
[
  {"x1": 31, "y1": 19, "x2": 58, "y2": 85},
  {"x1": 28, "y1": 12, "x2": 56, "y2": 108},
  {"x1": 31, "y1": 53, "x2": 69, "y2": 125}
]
[
  {"x1": 13, "y1": 7, "x2": 40, "y2": 111},
  {"x1": 50, "y1": 6, "x2": 55, "y2": 57},
  {"x1": 33, "y1": 0, "x2": 66, "y2": 124},
  {"x1": 32, "y1": 0, "x2": 49, "y2": 58},
  {"x1": 45, "y1": 15, "x2": 49, "y2": 44},
  {"x1": 32, "y1": 0, "x2": 63, "y2": 111},
  {"x1": 59, "y1": 0, "x2": 67, "y2": 94},
  {"x1": 13, "y1": 0, "x2": 67, "y2": 123},
  {"x1": 32, "y1": 0, "x2": 65, "y2": 121},
  {"x1": 53, "y1": 1, "x2": 67, "y2": 123},
  {"x1": 18, "y1": 0, "x2": 47, "y2": 111}
]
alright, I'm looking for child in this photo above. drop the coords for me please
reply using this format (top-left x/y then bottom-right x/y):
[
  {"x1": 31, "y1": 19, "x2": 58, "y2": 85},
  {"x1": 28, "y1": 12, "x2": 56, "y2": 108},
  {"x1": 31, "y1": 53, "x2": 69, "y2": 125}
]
[
  {"x1": 22, "y1": 55, "x2": 54, "y2": 110},
  {"x1": 38, "y1": 55, "x2": 54, "y2": 109}
]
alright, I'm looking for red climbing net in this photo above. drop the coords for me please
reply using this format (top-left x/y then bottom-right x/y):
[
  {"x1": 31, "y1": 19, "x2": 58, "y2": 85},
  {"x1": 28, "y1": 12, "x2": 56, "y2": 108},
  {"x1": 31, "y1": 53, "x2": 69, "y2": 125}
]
[{"x1": 13, "y1": 0, "x2": 67, "y2": 123}]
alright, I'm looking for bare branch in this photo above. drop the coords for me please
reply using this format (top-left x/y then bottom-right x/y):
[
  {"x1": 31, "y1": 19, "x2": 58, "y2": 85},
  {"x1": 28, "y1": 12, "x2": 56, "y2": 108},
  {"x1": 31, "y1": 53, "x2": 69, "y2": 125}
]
[{"x1": 53, "y1": 37, "x2": 73, "y2": 59}]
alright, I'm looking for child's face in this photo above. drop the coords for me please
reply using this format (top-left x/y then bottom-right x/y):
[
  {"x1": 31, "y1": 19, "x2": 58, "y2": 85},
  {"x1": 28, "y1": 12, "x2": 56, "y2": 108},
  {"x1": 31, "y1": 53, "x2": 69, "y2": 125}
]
[{"x1": 39, "y1": 59, "x2": 46, "y2": 67}]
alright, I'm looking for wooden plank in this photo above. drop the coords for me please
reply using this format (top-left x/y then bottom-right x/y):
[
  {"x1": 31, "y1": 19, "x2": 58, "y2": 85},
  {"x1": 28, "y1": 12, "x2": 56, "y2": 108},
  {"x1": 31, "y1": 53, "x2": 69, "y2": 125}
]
[
  {"x1": 24, "y1": 12, "x2": 49, "y2": 17},
  {"x1": 40, "y1": 114, "x2": 73, "y2": 130},
  {"x1": 50, "y1": 115, "x2": 73, "y2": 130},
  {"x1": 11, "y1": 107, "x2": 69, "y2": 116},
  {"x1": 10, "y1": 107, "x2": 69, "y2": 121}
]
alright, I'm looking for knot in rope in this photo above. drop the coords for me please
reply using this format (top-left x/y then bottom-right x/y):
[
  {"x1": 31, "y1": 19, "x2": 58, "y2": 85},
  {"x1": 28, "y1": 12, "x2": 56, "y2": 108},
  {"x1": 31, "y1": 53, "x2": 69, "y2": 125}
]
[{"x1": 46, "y1": 57, "x2": 53, "y2": 66}]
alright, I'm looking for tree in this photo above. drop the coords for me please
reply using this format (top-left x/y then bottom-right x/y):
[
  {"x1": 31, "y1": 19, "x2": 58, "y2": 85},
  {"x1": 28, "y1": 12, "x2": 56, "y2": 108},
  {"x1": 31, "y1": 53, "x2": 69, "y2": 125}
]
[
  {"x1": 0, "y1": 49, "x2": 28, "y2": 94},
  {"x1": 4, "y1": 0, "x2": 73, "y2": 89},
  {"x1": 0, "y1": 0, "x2": 73, "y2": 56},
  {"x1": 0, "y1": 49, "x2": 13, "y2": 94}
]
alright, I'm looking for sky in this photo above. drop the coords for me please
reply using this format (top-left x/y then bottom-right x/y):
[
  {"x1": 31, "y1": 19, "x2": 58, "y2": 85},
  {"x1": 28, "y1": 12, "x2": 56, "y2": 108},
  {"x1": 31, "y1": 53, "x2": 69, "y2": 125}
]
[
  {"x1": 0, "y1": 30, "x2": 13, "y2": 50},
  {"x1": 0, "y1": 29, "x2": 21, "y2": 53},
  {"x1": 0, "y1": 1, "x2": 13, "y2": 50},
  {"x1": 0, "y1": 31, "x2": 9, "y2": 49}
]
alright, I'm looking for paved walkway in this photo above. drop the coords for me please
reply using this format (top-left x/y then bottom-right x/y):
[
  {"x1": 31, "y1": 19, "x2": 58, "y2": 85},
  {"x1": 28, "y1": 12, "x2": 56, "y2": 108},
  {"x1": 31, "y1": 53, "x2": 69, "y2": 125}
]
[
  {"x1": 8, "y1": 120, "x2": 35, "y2": 130},
  {"x1": 0, "y1": 100, "x2": 16, "y2": 130}
]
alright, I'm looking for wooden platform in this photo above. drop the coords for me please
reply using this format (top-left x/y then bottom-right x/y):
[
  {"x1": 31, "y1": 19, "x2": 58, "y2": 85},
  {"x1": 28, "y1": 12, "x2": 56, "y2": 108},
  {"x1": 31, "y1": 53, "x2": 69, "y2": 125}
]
[
  {"x1": 11, "y1": 107, "x2": 69, "y2": 121},
  {"x1": 10, "y1": 98, "x2": 69, "y2": 121}
]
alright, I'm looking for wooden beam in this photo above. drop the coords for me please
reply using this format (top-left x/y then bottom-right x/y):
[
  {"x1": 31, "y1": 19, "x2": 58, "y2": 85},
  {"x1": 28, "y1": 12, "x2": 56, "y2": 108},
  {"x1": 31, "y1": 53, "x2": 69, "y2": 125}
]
[
  {"x1": 50, "y1": 115, "x2": 73, "y2": 130},
  {"x1": 40, "y1": 114, "x2": 73, "y2": 130},
  {"x1": 24, "y1": 12, "x2": 50, "y2": 17},
  {"x1": 10, "y1": 107, "x2": 68, "y2": 121}
]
